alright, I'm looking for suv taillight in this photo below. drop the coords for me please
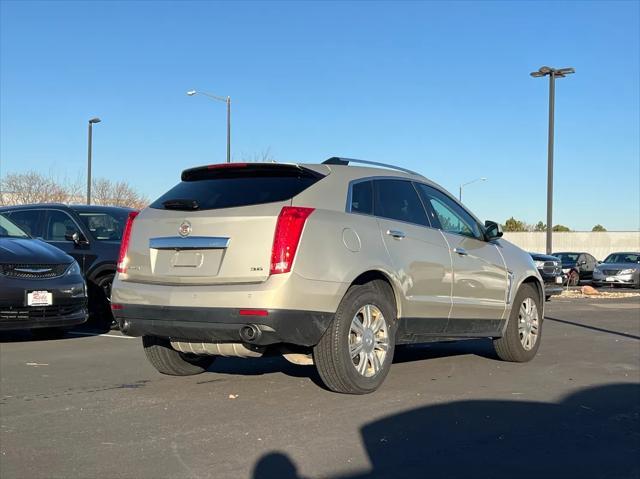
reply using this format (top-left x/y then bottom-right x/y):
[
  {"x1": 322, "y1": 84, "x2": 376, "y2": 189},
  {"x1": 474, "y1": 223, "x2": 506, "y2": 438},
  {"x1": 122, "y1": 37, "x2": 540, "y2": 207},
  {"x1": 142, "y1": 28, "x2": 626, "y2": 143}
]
[
  {"x1": 116, "y1": 211, "x2": 139, "y2": 273},
  {"x1": 270, "y1": 207, "x2": 314, "y2": 275}
]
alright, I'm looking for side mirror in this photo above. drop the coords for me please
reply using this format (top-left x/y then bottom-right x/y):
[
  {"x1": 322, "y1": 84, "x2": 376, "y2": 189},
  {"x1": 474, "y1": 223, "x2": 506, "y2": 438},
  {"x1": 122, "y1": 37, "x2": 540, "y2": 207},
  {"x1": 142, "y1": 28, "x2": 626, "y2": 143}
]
[
  {"x1": 64, "y1": 231, "x2": 81, "y2": 244},
  {"x1": 484, "y1": 220, "x2": 503, "y2": 240}
]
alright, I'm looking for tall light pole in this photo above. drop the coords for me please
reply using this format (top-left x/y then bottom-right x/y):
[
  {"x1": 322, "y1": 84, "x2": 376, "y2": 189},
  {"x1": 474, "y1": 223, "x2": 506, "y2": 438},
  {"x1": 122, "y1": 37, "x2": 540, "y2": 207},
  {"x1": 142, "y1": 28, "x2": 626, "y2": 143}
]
[
  {"x1": 187, "y1": 89, "x2": 231, "y2": 163},
  {"x1": 530, "y1": 66, "x2": 575, "y2": 254},
  {"x1": 459, "y1": 177, "x2": 487, "y2": 202},
  {"x1": 87, "y1": 117, "x2": 101, "y2": 205}
]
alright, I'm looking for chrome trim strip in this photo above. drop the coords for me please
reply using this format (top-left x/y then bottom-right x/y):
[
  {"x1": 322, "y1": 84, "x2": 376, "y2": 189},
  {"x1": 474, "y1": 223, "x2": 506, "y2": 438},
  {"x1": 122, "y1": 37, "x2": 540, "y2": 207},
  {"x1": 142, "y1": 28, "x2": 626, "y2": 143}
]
[{"x1": 149, "y1": 236, "x2": 230, "y2": 250}]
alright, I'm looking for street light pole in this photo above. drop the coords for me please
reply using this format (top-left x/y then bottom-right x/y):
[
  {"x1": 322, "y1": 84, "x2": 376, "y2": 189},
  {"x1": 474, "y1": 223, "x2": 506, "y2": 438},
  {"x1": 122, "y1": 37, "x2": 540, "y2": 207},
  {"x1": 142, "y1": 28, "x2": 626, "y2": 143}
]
[
  {"x1": 87, "y1": 117, "x2": 101, "y2": 205},
  {"x1": 459, "y1": 177, "x2": 487, "y2": 202},
  {"x1": 530, "y1": 66, "x2": 574, "y2": 254},
  {"x1": 546, "y1": 71, "x2": 555, "y2": 255},
  {"x1": 187, "y1": 90, "x2": 232, "y2": 163},
  {"x1": 226, "y1": 96, "x2": 231, "y2": 164}
]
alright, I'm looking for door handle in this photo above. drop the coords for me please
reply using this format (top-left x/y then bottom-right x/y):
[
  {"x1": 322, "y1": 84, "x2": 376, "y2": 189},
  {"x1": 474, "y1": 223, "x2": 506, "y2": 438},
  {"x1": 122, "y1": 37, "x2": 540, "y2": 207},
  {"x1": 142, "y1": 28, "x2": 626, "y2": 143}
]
[
  {"x1": 453, "y1": 247, "x2": 468, "y2": 256},
  {"x1": 386, "y1": 229, "x2": 406, "y2": 240}
]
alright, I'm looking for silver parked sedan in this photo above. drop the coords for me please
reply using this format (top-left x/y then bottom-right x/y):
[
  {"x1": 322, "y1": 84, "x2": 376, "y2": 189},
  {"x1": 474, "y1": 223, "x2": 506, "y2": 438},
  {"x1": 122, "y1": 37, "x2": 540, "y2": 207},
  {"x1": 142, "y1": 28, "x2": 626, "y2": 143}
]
[{"x1": 592, "y1": 252, "x2": 640, "y2": 288}]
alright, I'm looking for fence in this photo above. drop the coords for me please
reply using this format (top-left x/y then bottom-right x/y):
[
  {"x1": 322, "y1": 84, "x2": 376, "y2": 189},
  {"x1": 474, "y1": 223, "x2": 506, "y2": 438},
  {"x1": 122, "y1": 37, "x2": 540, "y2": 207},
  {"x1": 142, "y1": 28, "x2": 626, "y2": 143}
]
[{"x1": 503, "y1": 232, "x2": 640, "y2": 261}]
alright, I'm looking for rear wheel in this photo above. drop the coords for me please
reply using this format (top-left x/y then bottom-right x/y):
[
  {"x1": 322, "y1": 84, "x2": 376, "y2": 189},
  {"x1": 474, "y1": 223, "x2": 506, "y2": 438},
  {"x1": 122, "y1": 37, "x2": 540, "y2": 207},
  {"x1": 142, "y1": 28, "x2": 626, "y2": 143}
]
[
  {"x1": 95, "y1": 273, "x2": 117, "y2": 329},
  {"x1": 142, "y1": 335, "x2": 215, "y2": 375},
  {"x1": 313, "y1": 280, "x2": 396, "y2": 394},
  {"x1": 493, "y1": 283, "x2": 542, "y2": 362}
]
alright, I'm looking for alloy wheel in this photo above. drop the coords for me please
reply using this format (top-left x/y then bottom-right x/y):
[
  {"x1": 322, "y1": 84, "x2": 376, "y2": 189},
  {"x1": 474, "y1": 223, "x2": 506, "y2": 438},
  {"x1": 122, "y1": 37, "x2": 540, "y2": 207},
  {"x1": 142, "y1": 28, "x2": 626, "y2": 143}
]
[
  {"x1": 518, "y1": 297, "x2": 540, "y2": 351},
  {"x1": 349, "y1": 304, "x2": 390, "y2": 377}
]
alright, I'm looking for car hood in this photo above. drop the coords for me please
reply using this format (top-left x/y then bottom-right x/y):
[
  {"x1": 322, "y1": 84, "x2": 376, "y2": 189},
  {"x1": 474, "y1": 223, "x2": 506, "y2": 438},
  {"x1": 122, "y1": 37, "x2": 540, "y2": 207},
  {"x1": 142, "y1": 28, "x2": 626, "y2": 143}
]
[
  {"x1": 0, "y1": 237, "x2": 73, "y2": 264},
  {"x1": 597, "y1": 262, "x2": 640, "y2": 271}
]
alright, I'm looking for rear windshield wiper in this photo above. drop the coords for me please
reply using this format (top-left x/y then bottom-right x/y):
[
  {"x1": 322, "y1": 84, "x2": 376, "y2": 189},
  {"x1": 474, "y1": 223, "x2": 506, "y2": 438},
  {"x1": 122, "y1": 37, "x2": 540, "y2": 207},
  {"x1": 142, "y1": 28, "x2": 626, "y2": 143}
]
[{"x1": 162, "y1": 199, "x2": 200, "y2": 210}]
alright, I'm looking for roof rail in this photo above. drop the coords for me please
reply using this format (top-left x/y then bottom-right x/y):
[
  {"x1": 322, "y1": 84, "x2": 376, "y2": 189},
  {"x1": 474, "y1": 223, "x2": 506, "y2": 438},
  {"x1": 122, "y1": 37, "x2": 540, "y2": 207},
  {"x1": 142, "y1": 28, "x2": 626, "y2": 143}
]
[{"x1": 323, "y1": 157, "x2": 422, "y2": 176}]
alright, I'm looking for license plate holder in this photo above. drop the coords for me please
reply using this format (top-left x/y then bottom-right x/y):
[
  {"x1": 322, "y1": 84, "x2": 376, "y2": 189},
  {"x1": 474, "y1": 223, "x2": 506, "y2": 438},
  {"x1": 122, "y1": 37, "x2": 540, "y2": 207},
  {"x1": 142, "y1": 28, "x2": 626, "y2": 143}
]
[
  {"x1": 27, "y1": 291, "x2": 53, "y2": 307},
  {"x1": 605, "y1": 277, "x2": 615, "y2": 282},
  {"x1": 555, "y1": 276, "x2": 563, "y2": 284}
]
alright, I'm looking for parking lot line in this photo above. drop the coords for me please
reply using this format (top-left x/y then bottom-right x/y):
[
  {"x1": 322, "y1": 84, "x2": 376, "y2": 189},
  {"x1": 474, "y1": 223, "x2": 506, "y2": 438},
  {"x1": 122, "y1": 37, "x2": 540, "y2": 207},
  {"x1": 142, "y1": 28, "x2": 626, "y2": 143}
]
[{"x1": 67, "y1": 331, "x2": 136, "y2": 339}]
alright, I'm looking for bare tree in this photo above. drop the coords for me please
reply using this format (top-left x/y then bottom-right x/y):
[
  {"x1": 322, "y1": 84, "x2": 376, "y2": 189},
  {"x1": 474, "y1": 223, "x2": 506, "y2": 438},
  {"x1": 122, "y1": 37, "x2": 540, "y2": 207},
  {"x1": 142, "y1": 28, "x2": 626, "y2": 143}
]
[
  {"x1": 0, "y1": 171, "x2": 147, "y2": 209},
  {"x1": 91, "y1": 178, "x2": 148, "y2": 209},
  {"x1": 0, "y1": 171, "x2": 79, "y2": 205},
  {"x1": 241, "y1": 147, "x2": 275, "y2": 163}
]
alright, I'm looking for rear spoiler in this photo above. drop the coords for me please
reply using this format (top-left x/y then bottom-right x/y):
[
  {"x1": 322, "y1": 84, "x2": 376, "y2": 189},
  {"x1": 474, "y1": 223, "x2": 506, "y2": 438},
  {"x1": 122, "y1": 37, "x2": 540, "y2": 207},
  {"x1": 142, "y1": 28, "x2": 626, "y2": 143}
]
[{"x1": 181, "y1": 163, "x2": 326, "y2": 181}]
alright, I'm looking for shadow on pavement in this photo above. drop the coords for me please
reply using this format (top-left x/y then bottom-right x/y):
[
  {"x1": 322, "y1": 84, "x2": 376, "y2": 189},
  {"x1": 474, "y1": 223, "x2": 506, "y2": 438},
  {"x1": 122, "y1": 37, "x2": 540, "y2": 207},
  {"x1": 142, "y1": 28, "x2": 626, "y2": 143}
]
[
  {"x1": 545, "y1": 316, "x2": 640, "y2": 340},
  {"x1": 0, "y1": 323, "x2": 113, "y2": 343},
  {"x1": 251, "y1": 383, "x2": 640, "y2": 479}
]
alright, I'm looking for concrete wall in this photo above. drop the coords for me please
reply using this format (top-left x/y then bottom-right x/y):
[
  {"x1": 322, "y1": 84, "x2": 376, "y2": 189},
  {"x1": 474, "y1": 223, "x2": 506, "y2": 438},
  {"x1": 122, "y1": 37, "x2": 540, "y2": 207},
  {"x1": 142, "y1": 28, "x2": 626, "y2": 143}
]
[{"x1": 503, "y1": 232, "x2": 640, "y2": 260}]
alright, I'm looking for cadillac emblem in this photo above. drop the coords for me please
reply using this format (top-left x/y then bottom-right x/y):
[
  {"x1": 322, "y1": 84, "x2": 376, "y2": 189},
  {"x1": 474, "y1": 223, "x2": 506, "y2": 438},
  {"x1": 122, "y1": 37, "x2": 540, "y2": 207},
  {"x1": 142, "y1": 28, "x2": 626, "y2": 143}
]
[{"x1": 178, "y1": 221, "x2": 192, "y2": 237}]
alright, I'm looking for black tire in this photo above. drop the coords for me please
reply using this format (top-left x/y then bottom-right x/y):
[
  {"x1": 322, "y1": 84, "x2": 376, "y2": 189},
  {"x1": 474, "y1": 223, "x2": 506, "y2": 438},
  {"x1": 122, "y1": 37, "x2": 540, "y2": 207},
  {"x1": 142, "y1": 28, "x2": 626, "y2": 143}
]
[
  {"x1": 313, "y1": 280, "x2": 396, "y2": 394},
  {"x1": 142, "y1": 335, "x2": 215, "y2": 376},
  {"x1": 493, "y1": 283, "x2": 542, "y2": 363},
  {"x1": 95, "y1": 273, "x2": 116, "y2": 329},
  {"x1": 545, "y1": 295, "x2": 552, "y2": 302}
]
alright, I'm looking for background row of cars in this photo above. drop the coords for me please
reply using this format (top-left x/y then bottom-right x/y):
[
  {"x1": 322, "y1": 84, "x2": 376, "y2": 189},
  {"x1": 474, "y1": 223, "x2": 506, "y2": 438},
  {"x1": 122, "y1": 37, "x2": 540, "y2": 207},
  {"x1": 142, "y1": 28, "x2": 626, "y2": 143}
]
[
  {"x1": 0, "y1": 202, "x2": 638, "y2": 333},
  {"x1": 0, "y1": 204, "x2": 133, "y2": 333},
  {"x1": 530, "y1": 250, "x2": 640, "y2": 300}
]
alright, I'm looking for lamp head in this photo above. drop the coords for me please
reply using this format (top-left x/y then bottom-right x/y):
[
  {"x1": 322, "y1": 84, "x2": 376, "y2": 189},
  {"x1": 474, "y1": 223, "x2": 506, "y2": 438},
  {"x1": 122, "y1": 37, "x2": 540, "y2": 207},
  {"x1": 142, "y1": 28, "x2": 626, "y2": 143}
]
[
  {"x1": 186, "y1": 90, "x2": 197, "y2": 96},
  {"x1": 89, "y1": 117, "x2": 101, "y2": 124}
]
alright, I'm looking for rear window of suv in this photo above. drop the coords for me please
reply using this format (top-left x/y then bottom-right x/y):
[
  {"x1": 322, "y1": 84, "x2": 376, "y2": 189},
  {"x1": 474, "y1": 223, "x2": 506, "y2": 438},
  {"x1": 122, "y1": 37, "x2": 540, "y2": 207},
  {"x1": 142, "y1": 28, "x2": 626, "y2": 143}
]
[{"x1": 150, "y1": 164, "x2": 324, "y2": 211}]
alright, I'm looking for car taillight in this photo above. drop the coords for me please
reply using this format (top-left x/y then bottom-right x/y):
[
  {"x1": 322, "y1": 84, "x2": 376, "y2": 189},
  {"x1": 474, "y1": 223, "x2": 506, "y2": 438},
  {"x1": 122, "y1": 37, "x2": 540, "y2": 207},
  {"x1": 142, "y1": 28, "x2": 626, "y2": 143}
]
[
  {"x1": 270, "y1": 207, "x2": 315, "y2": 275},
  {"x1": 116, "y1": 211, "x2": 139, "y2": 273}
]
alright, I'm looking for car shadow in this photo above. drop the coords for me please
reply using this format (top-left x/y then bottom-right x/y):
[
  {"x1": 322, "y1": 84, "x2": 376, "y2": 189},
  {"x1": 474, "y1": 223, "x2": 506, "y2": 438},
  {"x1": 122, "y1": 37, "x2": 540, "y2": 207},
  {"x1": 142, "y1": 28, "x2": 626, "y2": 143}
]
[
  {"x1": 394, "y1": 338, "x2": 499, "y2": 363},
  {"x1": 251, "y1": 383, "x2": 640, "y2": 479},
  {"x1": 208, "y1": 354, "x2": 327, "y2": 389},
  {"x1": 208, "y1": 339, "x2": 498, "y2": 390},
  {"x1": 0, "y1": 322, "x2": 116, "y2": 343}
]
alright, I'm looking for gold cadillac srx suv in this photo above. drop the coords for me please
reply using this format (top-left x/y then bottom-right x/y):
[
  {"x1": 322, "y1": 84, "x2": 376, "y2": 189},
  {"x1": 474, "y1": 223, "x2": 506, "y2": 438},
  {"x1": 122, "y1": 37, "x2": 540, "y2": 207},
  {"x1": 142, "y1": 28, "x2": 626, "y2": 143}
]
[{"x1": 111, "y1": 158, "x2": 544, "y2": 394}]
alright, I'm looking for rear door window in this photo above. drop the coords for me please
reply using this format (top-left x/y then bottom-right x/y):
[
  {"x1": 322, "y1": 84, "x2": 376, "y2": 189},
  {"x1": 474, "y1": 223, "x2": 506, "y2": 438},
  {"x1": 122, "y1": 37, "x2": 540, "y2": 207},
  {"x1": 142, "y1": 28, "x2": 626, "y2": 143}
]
[
  {"x1": 373, "y1": 179, "x2": 429, "y2": 226},
  {"x1": 151, "y1": 165, "x2": 323, "y2": 211},
  {"x1": 76, "y1": 211, "x2": 129, "y2": 241}
]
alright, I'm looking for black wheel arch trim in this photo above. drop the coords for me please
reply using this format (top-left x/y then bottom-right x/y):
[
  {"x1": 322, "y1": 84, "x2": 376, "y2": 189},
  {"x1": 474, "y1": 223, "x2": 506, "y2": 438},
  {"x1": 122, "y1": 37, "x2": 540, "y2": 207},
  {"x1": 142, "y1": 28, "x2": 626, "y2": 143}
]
[
  {"x1": 500, "y1": 275, "x2": 544, "y2": 336},
  {"x1": 86, "y1": 262, "x2": 116, "y2": 284}
]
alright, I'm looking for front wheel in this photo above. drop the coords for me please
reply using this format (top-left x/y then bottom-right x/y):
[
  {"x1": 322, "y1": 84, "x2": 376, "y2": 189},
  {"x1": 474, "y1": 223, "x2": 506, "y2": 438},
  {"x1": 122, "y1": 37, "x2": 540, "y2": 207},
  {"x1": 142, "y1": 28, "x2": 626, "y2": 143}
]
[
  {"x1": 142, "y1": 335, "x2": 215, "y2": 375},
  {"x1": 568, "y1": 270, "x2": 580, "y2": 286},
  {"x1": 493, "y1": 283, "x2": 542, "y2": 362},
  {"x1": 313, "y1": 280, "x2": 396, "y2": 394}
]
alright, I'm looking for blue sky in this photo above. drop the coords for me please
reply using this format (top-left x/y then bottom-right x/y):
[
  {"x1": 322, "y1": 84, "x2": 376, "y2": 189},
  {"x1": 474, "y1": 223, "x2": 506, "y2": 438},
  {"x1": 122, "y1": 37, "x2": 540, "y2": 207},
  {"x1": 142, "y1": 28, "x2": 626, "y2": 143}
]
[{"x1": 1, "y1": 0, "x2": 638, "y2": 230}]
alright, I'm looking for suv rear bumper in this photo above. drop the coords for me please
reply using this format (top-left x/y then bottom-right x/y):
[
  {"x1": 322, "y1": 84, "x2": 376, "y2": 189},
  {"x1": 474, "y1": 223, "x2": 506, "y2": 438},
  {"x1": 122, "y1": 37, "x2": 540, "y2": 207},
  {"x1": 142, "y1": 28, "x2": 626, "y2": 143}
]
[{"x1": 114, "y1": 304, "x2": 334, "y2": 347}]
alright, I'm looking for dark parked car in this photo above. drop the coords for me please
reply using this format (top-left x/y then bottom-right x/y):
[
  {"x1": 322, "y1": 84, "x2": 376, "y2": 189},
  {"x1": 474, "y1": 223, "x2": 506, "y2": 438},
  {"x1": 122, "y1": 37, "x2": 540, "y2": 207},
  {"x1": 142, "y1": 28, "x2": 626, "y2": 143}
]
[
  {"x1": 529, "y1": 253, "x2": 564, "y2": 300},
  {"x1": 0, "y1": 214, "x2": 87, "y2": 332},
  {"x1": 552, "y1": 251, "x2": 598, "y2": 286},
  {"x1": 592, "y1": 252, "x2": 640, "y2": 288},
  {"x1": 0, "y1": 204, "x2": 134, "y2": 327}
]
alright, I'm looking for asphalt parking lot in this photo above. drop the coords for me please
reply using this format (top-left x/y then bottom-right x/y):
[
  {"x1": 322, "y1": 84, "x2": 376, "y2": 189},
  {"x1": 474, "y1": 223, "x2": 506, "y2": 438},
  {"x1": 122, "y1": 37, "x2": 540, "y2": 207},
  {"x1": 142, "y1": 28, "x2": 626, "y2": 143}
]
[{"x1": 1, "y1": 297, "x2": 639, "y2": 479}]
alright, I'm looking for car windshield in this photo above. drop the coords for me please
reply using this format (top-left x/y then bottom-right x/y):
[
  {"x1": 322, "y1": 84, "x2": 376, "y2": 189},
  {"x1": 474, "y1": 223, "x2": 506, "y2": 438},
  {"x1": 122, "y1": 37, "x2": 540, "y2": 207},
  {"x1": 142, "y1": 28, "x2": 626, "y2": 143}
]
[
  {"x1": 554, "y1": 253, "x2": 580, "y2": 263},
  {"x1": 603, "y1": 253, "x2": 640, "y2": 264},
  {"x1": 0, "y1": 214, "x2": 30, "y2": 238},
  {"x1": 76, "y1": 210, "x2": 130, "y2": 241}
]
